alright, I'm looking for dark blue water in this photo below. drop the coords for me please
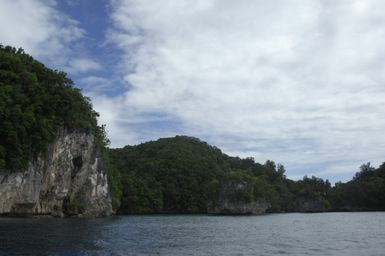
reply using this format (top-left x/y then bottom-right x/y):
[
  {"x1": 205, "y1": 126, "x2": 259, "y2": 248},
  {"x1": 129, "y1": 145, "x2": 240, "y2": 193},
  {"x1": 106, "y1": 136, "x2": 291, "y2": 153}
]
[{"x1": 1, "y1": 212, "x2": 385, "y2": 255}]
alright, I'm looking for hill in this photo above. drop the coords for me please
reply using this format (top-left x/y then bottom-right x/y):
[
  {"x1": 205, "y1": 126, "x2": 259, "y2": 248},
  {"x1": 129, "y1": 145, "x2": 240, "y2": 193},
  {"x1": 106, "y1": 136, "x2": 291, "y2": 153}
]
[
  {"x1": 0, "y1": 45, "x2": 108, "y2": 171},
  {"x1": 0, "y1": 45, "x2": 113, "y2": 216},
  {"x1": 109, "y1": 136, "x2": 332, "y2": 213},
  {"x1": 330, "y1": 163, "x2": 385, "y2": 211}
]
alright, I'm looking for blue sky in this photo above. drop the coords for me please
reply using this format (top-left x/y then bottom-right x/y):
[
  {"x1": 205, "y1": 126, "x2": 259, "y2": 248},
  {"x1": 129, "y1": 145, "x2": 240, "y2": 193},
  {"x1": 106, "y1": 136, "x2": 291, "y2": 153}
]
[{"x1": 1, "y1": 0, "x2": 385, "y2": 183}]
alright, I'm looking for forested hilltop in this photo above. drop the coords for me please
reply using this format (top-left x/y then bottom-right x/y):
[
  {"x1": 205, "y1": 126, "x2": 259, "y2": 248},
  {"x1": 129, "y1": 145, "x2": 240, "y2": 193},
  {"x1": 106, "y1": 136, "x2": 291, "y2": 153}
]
[
  {"x1": 0, "y1": 45, "x2": 108, "y2": 171},
  {"x1": 0, "y1": 45, "x2": 115, "y2": 216},
  {"x1": 109, "y1": 136, "x2": 385, "y2": 214}
]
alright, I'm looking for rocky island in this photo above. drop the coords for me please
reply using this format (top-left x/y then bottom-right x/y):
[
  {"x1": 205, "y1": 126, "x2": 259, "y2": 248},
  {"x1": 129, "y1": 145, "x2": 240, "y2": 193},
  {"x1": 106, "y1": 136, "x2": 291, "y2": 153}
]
[
  {"x1": 0, "y1": 45, "x2": 114, "y2": 217},
  {"x1": 1, "y1": 45, "x2": 385, "y2": 217}
]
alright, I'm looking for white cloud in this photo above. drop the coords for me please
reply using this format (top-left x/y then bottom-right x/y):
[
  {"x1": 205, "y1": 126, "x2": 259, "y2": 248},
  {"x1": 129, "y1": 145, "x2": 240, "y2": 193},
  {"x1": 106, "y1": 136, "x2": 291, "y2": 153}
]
[
  {"x1": 86, "y1": 93, "x2": 135, "y2": 145},
  {"x1": 79, "y1": 76, "x2": 109, "y2": 85},
  {"x1": 0, "y1": 0, "x2": 84, "y2": 66},
  {"x1": 66, "y1": 0, "x2": 80, "y2": 6},
  {"x1": 78, "y1": 75, "x2": 129, "y2": 95},
  {"x1": 67, "y1": 58, "x2": 102, "y2": 74},
  {"x1": 1, "y1": 0, "x2": 383, "y2": 182},
  {"x1": 88, "y1": 92, "x2": 184, "y2": 147},
  {"x1": 104, "y1": 0, "x2": 385, "y2": 181}
]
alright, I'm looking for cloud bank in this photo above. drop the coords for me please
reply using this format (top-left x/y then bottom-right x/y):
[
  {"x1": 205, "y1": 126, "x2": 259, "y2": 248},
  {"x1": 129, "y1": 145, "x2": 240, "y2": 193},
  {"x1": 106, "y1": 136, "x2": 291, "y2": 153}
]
[
  {"x1": 0, "y1": 0, "x2": 84, "y2": 66},
  {"x1": 104, "y1": 0, "x2": 385, "y2": 181},
  {"x1": 67, "y1": 58, "x2": 102, "y2": 73}
]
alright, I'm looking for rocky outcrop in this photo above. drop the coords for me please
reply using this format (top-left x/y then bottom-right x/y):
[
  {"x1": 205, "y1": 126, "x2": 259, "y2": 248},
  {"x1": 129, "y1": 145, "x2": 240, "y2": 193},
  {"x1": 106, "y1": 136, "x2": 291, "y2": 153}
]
[
  {"x1": 207, "y1": 199, "x2": 269, "y2": 214},
  {"x1": 0, "y1": 130, "x2": 114, "y2": 217},
  {"x1": 295, "y1": 198, "x2": 328, "y2": 213},
  {"x1": 207, "y1": 180, "x2": 269, "y2": 214}
]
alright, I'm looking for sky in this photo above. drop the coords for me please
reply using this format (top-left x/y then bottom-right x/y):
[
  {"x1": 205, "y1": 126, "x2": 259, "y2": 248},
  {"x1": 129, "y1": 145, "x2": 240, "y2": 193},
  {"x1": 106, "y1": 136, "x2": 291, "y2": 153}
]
[{"x1": 1, "y1": 0, "x2": 385, "y2": 183}]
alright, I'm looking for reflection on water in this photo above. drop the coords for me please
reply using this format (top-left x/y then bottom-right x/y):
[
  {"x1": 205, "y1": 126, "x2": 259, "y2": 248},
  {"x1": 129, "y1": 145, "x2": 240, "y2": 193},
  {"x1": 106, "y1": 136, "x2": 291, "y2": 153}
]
[{"x1": 1, "y1": 212, "x2": 385, "y2": 256}]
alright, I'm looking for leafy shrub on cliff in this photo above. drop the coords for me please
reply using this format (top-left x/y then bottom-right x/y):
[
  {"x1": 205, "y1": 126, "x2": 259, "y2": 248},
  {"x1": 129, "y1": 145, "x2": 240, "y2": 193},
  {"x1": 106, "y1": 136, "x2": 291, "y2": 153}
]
[
  {"x1": 65, "y1": 202, "x2": 86, "y2": 215},
  {"x1": 0, "y1": 45, "x2": 108, "y2": 171},
  {"x1": 222, "y1": 170, "x2": 255, "y2": 203}
]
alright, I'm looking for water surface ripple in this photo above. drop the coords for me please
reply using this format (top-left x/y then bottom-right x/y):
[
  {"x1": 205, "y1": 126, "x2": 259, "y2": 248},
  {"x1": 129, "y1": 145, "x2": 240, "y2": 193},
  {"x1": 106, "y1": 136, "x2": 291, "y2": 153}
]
[{"x1": 1, "y1": 212, "x2": 384, "y2": 255}]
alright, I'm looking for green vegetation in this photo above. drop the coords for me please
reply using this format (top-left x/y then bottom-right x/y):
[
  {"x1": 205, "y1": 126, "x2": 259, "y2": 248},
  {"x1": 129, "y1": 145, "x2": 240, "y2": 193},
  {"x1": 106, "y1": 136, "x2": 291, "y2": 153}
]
[
  {"x1": 110, "y1": 136, "x2": 385, "y2": 214},
  {"x1": 109, "y1": 136, "x2": 332, "y2": 213},
  {"x1": 103, "y1": 151, "x2": 123, "y2": 209},
  {"x1": 0, "y1": 45, "x2": 108, "y2": 171},
  {"x1": 109, "y1": 136, "x2": 229, "y2": 213},
  {"x1": 330, "y1": 163, "x2": 385, "y2": 211},
  {"x1": 64, "y1": 202, "x2": 86, "y2": 215}
]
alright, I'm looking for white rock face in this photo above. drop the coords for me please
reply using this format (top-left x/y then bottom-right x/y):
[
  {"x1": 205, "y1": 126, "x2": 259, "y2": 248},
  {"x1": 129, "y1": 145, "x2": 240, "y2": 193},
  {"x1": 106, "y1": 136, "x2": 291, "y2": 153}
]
[
  {"x1": 207, "y1": 199, "x2": 269, "y2": 214},
  {"x1": 0, "y1": 130, "x2": 114, "y2": 217},
  {"x1": 207, "y1": 181, "x2": 269, "y2": 214}
]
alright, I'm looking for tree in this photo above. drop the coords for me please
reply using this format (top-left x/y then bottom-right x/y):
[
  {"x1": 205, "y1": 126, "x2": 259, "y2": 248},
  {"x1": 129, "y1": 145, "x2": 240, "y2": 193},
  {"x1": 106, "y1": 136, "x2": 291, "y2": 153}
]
[
  {"x1": 354, "y1": 162, "x2": 375, "y2": 180},
  {"x1": 264, "y1": 160, "x2": 276, "y2": 171},
  {"x1": 0, "y1": 45, "x2": 108, "y2": 171},
  {"x1": 277, "y1": 164, "x2": 286, "y2": 178}
]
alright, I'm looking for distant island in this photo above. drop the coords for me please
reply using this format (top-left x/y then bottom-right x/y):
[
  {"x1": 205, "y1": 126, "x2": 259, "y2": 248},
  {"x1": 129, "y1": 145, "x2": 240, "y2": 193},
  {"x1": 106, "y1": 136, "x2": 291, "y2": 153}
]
[
  {"x1": 0, "y1": 45, "x2": 384, "y2": 217},
  {"x1": 109, "y1": 136, "x2": 385, "y2": 214}
]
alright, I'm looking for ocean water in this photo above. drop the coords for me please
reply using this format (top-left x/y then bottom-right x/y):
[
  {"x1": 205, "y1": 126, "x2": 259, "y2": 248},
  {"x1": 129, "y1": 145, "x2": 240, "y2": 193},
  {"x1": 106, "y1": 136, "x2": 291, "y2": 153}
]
[{"x1": 0, "y1": 212, "x2": 385, "y2": 256}]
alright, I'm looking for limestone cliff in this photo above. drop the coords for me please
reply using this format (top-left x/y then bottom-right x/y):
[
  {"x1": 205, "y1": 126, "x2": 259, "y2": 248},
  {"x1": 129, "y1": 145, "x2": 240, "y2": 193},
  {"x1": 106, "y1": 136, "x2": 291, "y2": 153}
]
[
  {"x1": 207, "y1": 180, "x2": 269, "y2": 214},
  {"x1": 295, "y1": 198, "x2": 329, "y2": 213},
  {"x1": 207, "y1": 199, "x2": 269, "y2": 214},
  {"x1": 0, "y1": 130, "x2": 114, "y2": 217}
]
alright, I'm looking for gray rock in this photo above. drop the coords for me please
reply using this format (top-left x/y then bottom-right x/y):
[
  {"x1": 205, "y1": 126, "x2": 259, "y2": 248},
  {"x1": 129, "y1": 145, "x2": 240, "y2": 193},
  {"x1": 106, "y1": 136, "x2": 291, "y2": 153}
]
[
  {"x1": 207, "y1": 199, "x2": 269, "y2": 214},
  {"x1": 207, "y1": 180, "x2": 269, "y2": 214},
  {"x1": 296, "y1": 198, "x2": 328, "y2": 213},
  {"x1": 0, "y1": 129, "x2": 114, "y2": 217}
]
